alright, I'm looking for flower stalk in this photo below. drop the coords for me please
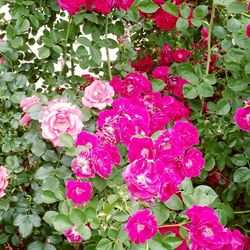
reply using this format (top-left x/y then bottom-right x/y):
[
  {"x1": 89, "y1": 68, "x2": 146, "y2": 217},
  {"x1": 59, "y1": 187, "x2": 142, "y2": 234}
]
[{"x1": 105, "y1": 15, "x2": 112, "y2": 81}]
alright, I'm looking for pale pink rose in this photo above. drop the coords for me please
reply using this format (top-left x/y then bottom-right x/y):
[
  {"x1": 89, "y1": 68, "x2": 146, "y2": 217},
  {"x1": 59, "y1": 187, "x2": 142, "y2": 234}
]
[
  {"x1": 20, "y1": 113, "x2": 32, "y2": 126},
  {"x1": 0, "y1": 57, "x2": 4, "y2": 64},
  {"x1": 64, "y1": 225, "x2": 83, "y2": 242},
  {"x1": 82, "y1": 80, "x2": 115, "y2": 110},
  {"x1": 20, "y1": 95, "x2": 40, "y2": 112},
  {"x1": 0, "y1": 166, "x2": 8, "y2": 198},
  {"x1": 41, "y1": 99, "x2": 83, "y2": 147}
]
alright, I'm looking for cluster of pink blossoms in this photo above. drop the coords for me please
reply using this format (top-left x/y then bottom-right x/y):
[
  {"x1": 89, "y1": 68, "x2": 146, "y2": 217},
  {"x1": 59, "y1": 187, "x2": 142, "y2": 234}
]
[
  {"x1": 234, "y1": 100, "x2": 250, "y2": 132},
  {"x1": 71, "y1": 131, "x2": 120, "y2": 179},
  {"x1": 186, "y1": 206, "x2": 250, "y2": 250},
  {"x1": 57, "y1": 0, "x2": 135, "y2": 15},
  {"x1": 123, "y1": 206, "x2": 250, "y2": 247},
  {"x1": 123, "y1": 121, "x2": 204, "y2": 203}
]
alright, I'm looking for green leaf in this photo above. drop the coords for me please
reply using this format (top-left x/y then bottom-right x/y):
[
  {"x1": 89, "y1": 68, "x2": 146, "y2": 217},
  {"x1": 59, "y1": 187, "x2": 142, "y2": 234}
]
[
  {"x1": 165, "y1": 194, "x2": 183, "y2": 210},
  {"x1": 227, "y1": 2, "x2": 247, "y2": 14},
  {"x1": 12, "y1": 36, "x2": 23, "y2": 48},
  {"x1": 97, "y1": 238, "x2": 113, "y2": 250},
  {"x1": 152, "y1": 79, "x2": 165, "y2": 92},
  {"x1": 216, "y1": 99, "x2": 230, "y2": 115},
  {"x1": 162, "y1": 3, "x2": 179, "y2": 17},
  {"x1": 70, "y1": 209, "x2": 86, "y2": 226},
  {"x1": 176, "y1": 18, "x2": 189, "y2": 31},
  {"x1": 213, "y1": 26, "x2": 227, "y2": 39},
  {"x1": 41, "y1": 191, "x2": 58, "y2": 204},
  {"x1": 233, "y1": 167, "x2": 250, "y2": 183},
  {"x1": 43, "y1": 211, "x2": 59, "y2": 226},
  {"x1": 183, "y1": 84, "x2": 198, "y2": 99},
  {"x1": 42, "y1": 177, "x2": 60, "y2": 191},
  {"x1": 231, "y1": 154, "x2": 247, "y2": 167},
  {"x1": 194, "y1": 185, "x2": 218, "y2": 206},
  {"x1": 28, "y1": 103, "x2": 42, "y2": 120},
  {"x1": 15, "y1": 18, "x2": 30, "y2": 34},
  {"x1": 78, "y1": 225, "x2": 92, "y2": 240},
  {"x1": 53, "y1": 214, "x2": 73, "y2": 232},
  {"x1": 229, "y1": 78, "x2": 249, "y2": 92},
  {"x1": 198, "y1": 82, "x2": 214, "y2": 97},
  {"x1": 226, "y1": 18, "x2": 241, "y2": 33},
  {"x1": 193, "y1": 5, "x2": 208, "y2": 19},
  {"x1": 180, "y1": 2, "x2": 191, "y2": 19},
  {"x1": 34, "y1": 166, "x2": 54, "y2": 180},
  {"x1": 38, "y1": 47, "x2": 50, "y2": 59},
  {"x1": 59, "y1": 133, "x2": 74, "y2": 148},
  {"x1": 31, "y1": 140, "x2": 46, "y2": 157},
  {"x1": 163, "y1": 236, "x2": 183, "y2": 249},
  {"x1": 152, "y1": 203, "x2": 170, "y2": 225},
  {"x1": 78, "y1": 36, "x2": 91, "y2": 47},
  {"x1": 19, "y1": 216, "x2": 33, "y2": 238},
  {"x1": 27, "y1": 241, "x2": 43, "y2": 250},
  {"x1": 90, "y1": 46, "x2": 102, "y2": 65},
  {"x1": 138, "y1": 0, "x2": 159, "y2": 14},
  {"x1": 246, "y1": 179, "x2": 250, "y2": 196}
]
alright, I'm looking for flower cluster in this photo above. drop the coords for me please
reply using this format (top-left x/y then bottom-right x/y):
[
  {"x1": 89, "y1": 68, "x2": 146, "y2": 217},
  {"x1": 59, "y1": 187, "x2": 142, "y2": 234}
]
[
  {"x1": 234, "y1": 100, "x2": 250, "y2": 132},
  {"x1": 20, "y1": 95, "x2": 40, "y2": 125},
  {"x1": 57, "y1": 0, "x2": 135, "y2": 15},
  {"x1": 71, "y1": 131, "x2": 120, "y2": 179},
  {"x1": 123, "y1": 121, "x2": 204, "y2": 203},
  {"x1": 186, "y1": 205, "x2": 250, "y2": 250},
  {"x1": 41, "y1": 99, "x2": 84, "y2": 147}
]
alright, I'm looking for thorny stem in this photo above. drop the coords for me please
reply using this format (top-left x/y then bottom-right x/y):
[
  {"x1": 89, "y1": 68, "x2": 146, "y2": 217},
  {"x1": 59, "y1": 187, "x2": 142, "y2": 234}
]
[
  {"x1": 206, "y1": 4, "x2": 216, "y2": 75},
  {"x1": 61, "y1": 16, "x2": 72, "y2": 76},
  {"x1": 105, "y1": 15, "x2": 112, "y2": 81}
]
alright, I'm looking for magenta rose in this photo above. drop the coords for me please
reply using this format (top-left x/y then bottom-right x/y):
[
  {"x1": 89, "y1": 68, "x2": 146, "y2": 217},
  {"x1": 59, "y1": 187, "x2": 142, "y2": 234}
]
[
  {"x1": 246, "y1": 24, "x2": 250, "y2": 39},
  {"x1": 57, "y1": 0, "x2": 86, "y2": 15},
  {"x1": 64, "y1": 225, "x2": 83, "y2": 243},
  {"x1": 234, "y1": 104, "x2": 250, "y2": 132},
  {"x1": 122, "y1": 159, "x2": 160, "y2": 201},
  {"x1": 41, "y1": 99, "x2": 83, "y2": 147},
  {"x1": 124, "y1": 209, "x2": 158, "y2": 244},
  {"x1": 186, "y1": 206, "x2": 230, "y2": 249},
  {"x1": 182, "y1": 149, "x2": 205, "y2": 178},
  {"x1": 66, "y1": 180, "x2": 92, "y2": 204},
  {"x1": 82, "y1": 80, "x2": 115, "y2": 110},
  {"x1": 0, "y1": 166, "x2": 8, "y2": 198},
  {"x1": 71, "y1": 150, "x2": 95, "y2": 179}
]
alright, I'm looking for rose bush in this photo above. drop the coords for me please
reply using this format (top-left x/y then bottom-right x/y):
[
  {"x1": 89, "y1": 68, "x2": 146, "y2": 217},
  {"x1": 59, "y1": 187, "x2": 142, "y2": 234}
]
[{"x1": 0, "y1": 0, "x2": 250, "y2": 249}]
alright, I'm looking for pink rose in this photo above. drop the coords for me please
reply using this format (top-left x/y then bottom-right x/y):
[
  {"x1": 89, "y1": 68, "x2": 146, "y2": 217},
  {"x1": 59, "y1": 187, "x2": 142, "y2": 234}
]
[
  {"x1": 71, "y1": 150, "x2": 95, "y2": 179},
  {"x1": 152, "y1": 8, "x2": 178, "y2": 31},
  {"x1": 64, "y1": 225, "x2": 83, "y2": 242},
  {"x1": 172, "y1": 50, "x2": 192, "y2": 63},
  {"x1": 20, "y1": 113, "x2": 32, "y2": 126},
  {"x1": 247, "y1": 24, "x2": 250, "y2": 39},
  {"x1": 131, "y1": 51, "x2": 154, "y2": 73},
  {"x1": 110, "y1": 72, "x2": 152, "y2": 98},
  {"x1": 114, "y1": 0, "x2": 135, "y2": 11},
  {"x1": 0, "y1": 57, "x2": 4, "y2": 64},
  {"x1": 173, "y1": 121, "x2": 199, "y2": 149},
  {"x1": 234, "y1": 105, "x2": 250, "y2": 132},
  {"x1": 76, "y1": 131, "x2": 100, "y2": 148},
  {"x1": 124, "y1": 209, "x2": 158, "y2": 244},
  {"x1": 41, "y1": 99, "x2": 83, "y2": 147},
  {"x1": 152, "y1": 66, "x2": 169, "y2": 80},
  {"x1": 182, "y1": 149, "x2": 205, "y2": 178},
  {"x1": 66, "y1": 180, "x2": 92, "y2": 204},
  {"x1": 186, "y1": 206, "x2": 230, "y2": 250},
  {"x1": 222, "y1": 229, "x2": 250, "y2": 250},
  {"x1": 82, "y1": 80, "x2": 115, "y2": 110},
  {"x1": 20, "y1": 95, "x2": 40, "y2": 112},
  {"x1": 122, "y1": 159, "x2": 160, "y2": 201},
  {"x1": 92, "y1": 144, "x2": 120, "y2": 179},
  {"x1": 0, "y1": 166, "x2": 8, "y2": 198},
  {"x1": 57, "y1": 0, "x2": 86, "y2": 15}
]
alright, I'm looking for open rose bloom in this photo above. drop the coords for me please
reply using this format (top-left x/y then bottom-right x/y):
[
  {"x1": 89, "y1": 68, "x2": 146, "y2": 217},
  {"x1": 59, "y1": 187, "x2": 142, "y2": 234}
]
[
  {"x1": 234, "y1": 100, "x2": 250, "y2": 132},
  {"x1": 124, "y1": 209, "x2": 158, "y2": 244},
  {"x1": 82, "y1": 80, "x2": 115, "y2": 110},
  {"x1": 64, "y1": 225, "x2": 83, "y2": 242},
  {"x1": 41, "y1": 99, "x2": 83, "y2": 147},
  {"x1": 0, "y1": 166, "x2": 8, "y2": 198}
]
